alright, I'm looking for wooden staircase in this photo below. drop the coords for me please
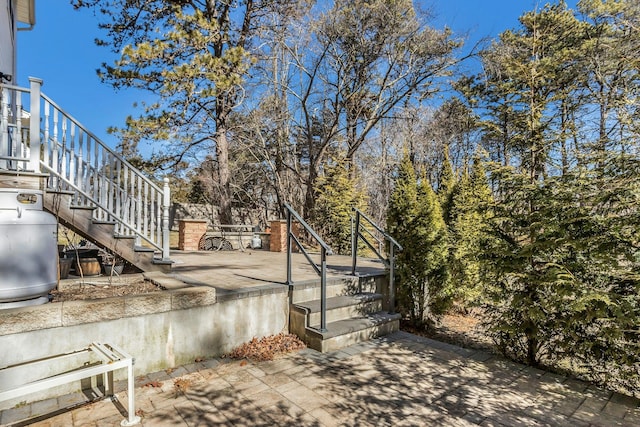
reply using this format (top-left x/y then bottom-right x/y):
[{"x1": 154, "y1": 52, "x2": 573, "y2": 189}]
[
  {"x1": 44, "y1": 189, "x2": 169, "y2": 272},
  {"x1": 289, "y1": 274, "x2": 401, "y2": 353},
  {"x1": 1, "y1": 79, "x2": 172, "y2": 272}
]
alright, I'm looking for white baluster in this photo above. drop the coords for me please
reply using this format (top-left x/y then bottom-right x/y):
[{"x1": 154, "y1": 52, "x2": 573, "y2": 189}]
[
  {"x1": 122, "y1": 164, "x2": 129, "y2": 236},
  {"x1": 15, "y1": 90, "x2": 22, "y2": 169},
  {"x1": 84, "y1": 135, "x2": 91, "y2": 208},
  {"x1": 0, "y1": 87, "x2": 8, "y2": 170},
  {"x1": 151, "y1": 189, "x2": 159, "y2": 244},
  {"x1": 115, "y1": 160, "x2": 122, "y2": 222},
  {"x1": 93, "y1": 140, "x2": 100, "y2": 218},
  {"x1": 136, "y1": 174, "x2": 142, "y2": 247},
  {"x1": 129, "y1": 168, "x2": 135, "y2": 236},
  {"x1": 45, "y1": 101, "x2": 55, "y2": 186},
  {"x1": 69, "y1": 121, "x2": 77, "y2": 203},
  {"x1": 143, "y1": 181, "x2": 149, "y2": 239},
  {"x1": 101, "y1": 148, "x2": 109, "y2": 224},
  {"x1": 77, "y1": 129, "x2": 84, "y2": 202}
]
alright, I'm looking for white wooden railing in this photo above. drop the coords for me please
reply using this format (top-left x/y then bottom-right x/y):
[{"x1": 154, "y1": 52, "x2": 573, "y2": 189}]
[{"x1": 0, "y1": 78, "x2": 170, "y2": 260}]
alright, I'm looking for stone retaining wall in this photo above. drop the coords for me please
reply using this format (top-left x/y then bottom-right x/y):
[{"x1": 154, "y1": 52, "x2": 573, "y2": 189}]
[{"x1": 0, "y1": 278, "x2": 289, "y2": 409}]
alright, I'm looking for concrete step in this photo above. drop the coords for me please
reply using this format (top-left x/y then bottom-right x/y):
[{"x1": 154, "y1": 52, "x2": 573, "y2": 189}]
[
  {"x1": 304, "y1": 312, "x2": 401, "y2": 353},
  {"x1": 294, "y1": 293, "x2": 383, "y2": 325},
  {"x1": 290, "y1": 276, "x2": 381, "y2": 303}
]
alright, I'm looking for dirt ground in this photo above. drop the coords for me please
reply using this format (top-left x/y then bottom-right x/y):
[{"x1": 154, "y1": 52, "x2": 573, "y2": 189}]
[
  {"x1": 402, "y1": 313, "x2": 494, "y2": 351},
  {"x1": 50, "y1": 277, "x2": 162, "y2": 302}
]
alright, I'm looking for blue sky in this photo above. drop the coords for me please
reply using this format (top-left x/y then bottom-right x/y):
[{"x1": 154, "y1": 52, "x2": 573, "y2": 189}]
[{"x1": 17, "y1": 1, "x2": 579, "y2": 151}]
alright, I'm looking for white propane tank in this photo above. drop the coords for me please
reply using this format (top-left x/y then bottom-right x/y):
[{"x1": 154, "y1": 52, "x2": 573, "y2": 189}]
[
  {"x1": 251, "y1": 234, "x2": 262, "y2": 249},
  {"x1": 0, "y1": 189, "x2": 58, "y2": 309}
]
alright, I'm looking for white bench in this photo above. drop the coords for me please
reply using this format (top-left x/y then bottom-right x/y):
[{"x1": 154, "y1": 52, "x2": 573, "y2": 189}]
[{"x1": 0, "y1": 342, "x2": 140, "y2": 426}]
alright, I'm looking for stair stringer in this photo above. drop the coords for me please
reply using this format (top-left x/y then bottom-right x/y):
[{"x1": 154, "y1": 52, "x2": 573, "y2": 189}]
[{"x1": 43, "y1": 191, "x2": 166, "y2": 272}]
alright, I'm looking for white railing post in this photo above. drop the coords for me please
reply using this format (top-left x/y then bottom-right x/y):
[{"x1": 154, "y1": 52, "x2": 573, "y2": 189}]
[
  {"x1": 162, "y1": 177, "x2": 171, "y2": 261},
  {"x1": 28, "y1": 77, "x2": 43, "y2": 173}
]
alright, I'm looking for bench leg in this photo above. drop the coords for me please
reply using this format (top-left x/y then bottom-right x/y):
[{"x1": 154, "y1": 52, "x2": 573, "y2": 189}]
[
  {"x1": 120, "y1": 359, "x2": 140, "y2": 426},
  {"x1": 105, "y1": 370, "x2": 114, "y2": 397}
]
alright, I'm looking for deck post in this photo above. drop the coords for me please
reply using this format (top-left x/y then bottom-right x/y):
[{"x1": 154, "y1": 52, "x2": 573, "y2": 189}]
[
  {"x1": 28, "y1": 77, "x2": 42, "y2": 173},
  {"x1": 162, "y1": 177, "x2": 171, "y2": 261}
]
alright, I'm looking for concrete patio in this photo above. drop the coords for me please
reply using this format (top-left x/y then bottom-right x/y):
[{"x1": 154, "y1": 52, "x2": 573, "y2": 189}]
[
  {"x1": 2, "y1": 331, "x2": 638, "y2": 426},
  {"x1": 166, "y1": 249, "x2": 387, "y2": 292}
]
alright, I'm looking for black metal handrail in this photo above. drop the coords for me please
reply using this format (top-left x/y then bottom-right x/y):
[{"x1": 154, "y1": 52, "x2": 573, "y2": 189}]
[
  {"x1": 285, "y1": 203, "x2": 333, "y2": 332},
  {"x1": 351, "y1": 207, "x2": 403, "y2": 314}
]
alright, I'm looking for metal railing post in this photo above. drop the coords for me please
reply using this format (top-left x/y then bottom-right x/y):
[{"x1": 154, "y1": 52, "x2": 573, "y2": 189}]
[
  {"x1": 162, "y1": 177, "x2": 171, "y2": 261},
  {"x1": 351, "y1": 210, "x2": 360, "y2": 276},
  {"x1": 286, "y1": 210, "x2": 292, "y2": 286},
  {"x1": 320, "y1": 247, "x2": 328, "y2": 332},
  {"x1": 389, "y1": 244, "x2": 396, "y2": 314},
  {"x1": 283, "y1": 203, "x2": 333, "y2": 333},
  {"x1": 28, "y1": 77, "x2": 43, "y2": 173},
  {"x1": 350, "y1": 207, "x2": 402, "y2": 315}
]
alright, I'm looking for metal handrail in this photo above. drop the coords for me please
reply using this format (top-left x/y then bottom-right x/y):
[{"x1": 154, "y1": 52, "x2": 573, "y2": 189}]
[
  {"x1": 285, "y1": 203, "x2": 333, "y2": 332},
  {"x1": 351, "y1": 207, "x2": 403, "y2": 314}
]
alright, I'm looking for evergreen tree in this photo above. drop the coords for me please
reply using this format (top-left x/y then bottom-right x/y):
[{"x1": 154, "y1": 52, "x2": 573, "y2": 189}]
[
  {"x1": 437, "y1": 146, "x2": 456, "y2": 224},
  {"x1": 312, "y1": 159, "x2": 367, "y2": 255},
  {"x1": 483, "y1": 162, "x2": 640, "y2": 373},
  {"x1": 387, "y1": 152, "x2": 449, "y2": 326},
  {"x1": 414, "y1": 175, "x2": 450, "y2": 317},
  {"x1": 448, "y1": 156, "x2": 494, "y2": 309},
  {"x1": 73, "y1": 0, "x2": 301, "y2": 224}
]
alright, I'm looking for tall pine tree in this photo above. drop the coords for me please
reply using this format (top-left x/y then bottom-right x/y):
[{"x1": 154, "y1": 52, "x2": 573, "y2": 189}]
[
  {"x1": 388, "y1": 153, "x2": 449, "y2": 326},
  {"x1": 448, "y1": 156, "x2": 494, "y2": 309},
  {"x1": 312, "y1": 159, "x2": 367, "y2": 255}
]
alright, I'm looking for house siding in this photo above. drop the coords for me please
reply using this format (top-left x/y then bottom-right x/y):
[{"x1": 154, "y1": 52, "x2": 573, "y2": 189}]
[{"x1": 0, "y1": 0, "x2": 17, "y2": 82}]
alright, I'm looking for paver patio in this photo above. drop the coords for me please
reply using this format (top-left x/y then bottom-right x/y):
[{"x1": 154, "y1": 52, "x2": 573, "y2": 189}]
[{"x1": 2, "y1": 331, "x2": 638, "y2": 426}]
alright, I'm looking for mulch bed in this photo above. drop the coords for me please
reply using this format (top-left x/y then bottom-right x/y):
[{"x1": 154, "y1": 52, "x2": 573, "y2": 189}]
[{"x1": 50, "y1": 279, "x2": 162, "y2": 302}]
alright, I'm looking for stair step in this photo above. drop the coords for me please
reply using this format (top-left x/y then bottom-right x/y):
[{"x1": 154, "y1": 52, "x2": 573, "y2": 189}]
[
  {"x1": 295, "y1": 293, "x2": 383, "y2": 324},
  {"x1": 305, "y1": 312, "x2": 401, "y2": 353},
  {"x1": 45, "y1": 189, "x2": 75, "y2": 196},
  {"x1": 296, "y1": 292, "x2": 381, "y2": 313},
  {"x1": 114, "y1": 234, "x2": 136, "y2": 240},
  {"x1": 70, "y1": 205, "x2": 97, "y2": 211},
  {"x1": 134, "y1": 246, "x2": 156, "y2": 253},
  {"x1": 92, "y1": 220, "x2": 117, "y2": 225},
  {"x1": 290, "y1": 276, "x2": 372, "y2": 303},
  {"x1": 152, "y1": 257, "x2": 174, "y2": 273}
]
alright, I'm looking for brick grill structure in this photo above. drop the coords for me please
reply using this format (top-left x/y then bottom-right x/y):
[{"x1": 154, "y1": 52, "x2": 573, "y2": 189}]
[
  {"x1": 269, "y1": 220, "x2": 300, "y2": 252},
  {"x1": 178, "y1": 219, "x2": 208, "y2": 251}
]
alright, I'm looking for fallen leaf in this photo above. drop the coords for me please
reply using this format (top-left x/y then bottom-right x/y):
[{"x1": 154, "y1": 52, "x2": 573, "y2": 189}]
[{"x1": 142, "y1": 381, "x2": 163, "y2": 388}]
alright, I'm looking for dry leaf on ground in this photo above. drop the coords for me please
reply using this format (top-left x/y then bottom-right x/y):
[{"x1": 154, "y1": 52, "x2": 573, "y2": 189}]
[{"x1": 227, "y1": 333, "x2": 306, "y2": 362}]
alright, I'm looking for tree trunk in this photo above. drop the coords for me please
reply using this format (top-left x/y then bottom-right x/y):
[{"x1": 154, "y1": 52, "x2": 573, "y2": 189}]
[
  {"x1": 215, "y1": 126, "x2": 233, "y2": 225},
  {"x1": 304, "y1": 162, "x2": 318, "y2": 219}
]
